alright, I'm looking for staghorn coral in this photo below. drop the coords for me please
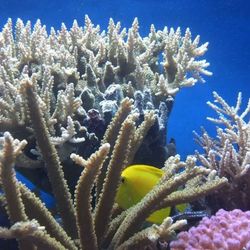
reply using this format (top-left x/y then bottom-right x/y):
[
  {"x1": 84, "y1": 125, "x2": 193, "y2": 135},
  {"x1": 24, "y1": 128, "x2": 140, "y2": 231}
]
[
  {"x1": 0, "y1": 16, "x2": 211, "y2": 120},
  {"x1": 0, "y1": 16, "x2": 235, "y2": 250},
  {"x1": 0, "y1": 16, "x2": 211, "y2": 175},
  {"x1": 170, "y1": 209, "x2": 250, "y2": 250},
  {"x1": 0, "y1": 131, "x2": 35, "y2": 250},
  {"x1": 194, "y1": 92, "x2": 250, "y2": 211},
  {"x1": 0, "y1": 78, "x2": 227, "y2": 249},
  {"x1": 0, "y1": 220, "x2": 68, "y2": 250}
]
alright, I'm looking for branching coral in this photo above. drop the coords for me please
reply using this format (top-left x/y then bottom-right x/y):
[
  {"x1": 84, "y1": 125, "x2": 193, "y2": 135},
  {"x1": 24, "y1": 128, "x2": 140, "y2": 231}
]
[
  {"x1": 0, "y1": 16, "x2": 211, "y2": 173},
  {"x1": 107, "y1": 155, "x2": 227, "y2": 249},
  {"x1": 0, "y1": 16, "x2": 233, "y2": 250},
  {"x1": 194, "y1": 92, "x2": 250, "y2": 211},
  {"x1": 0, "y1": 132, "x2": 35, "y2": 250},
  {"x1": 0, "y1": 16, "x2": 211, "y2": 117},
  {"x1": 0, "y1": 78, "x2": 227, "y2": 249},
  {"x1": 158, "y1": 27, "x2": 211, "y2": 96},
  {"x1": 0, "y1": 220, "x2": 67, "y2": 250}
]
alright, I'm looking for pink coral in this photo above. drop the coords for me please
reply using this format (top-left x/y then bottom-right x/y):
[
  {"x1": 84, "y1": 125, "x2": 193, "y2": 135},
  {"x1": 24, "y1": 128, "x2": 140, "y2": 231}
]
[{"x1": 170, "y1": 209, "x2": 250, "y2": 250}]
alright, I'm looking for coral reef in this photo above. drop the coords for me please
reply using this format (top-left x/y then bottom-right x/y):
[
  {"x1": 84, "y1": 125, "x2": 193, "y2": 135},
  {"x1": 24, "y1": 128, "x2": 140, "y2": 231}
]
[
  {"x1": 170, "y1": 209, "x2": 250, "y2": 250},
  {"x1": 0, "y1": 16, "x2": 211, "y2": 173},
  {"x1": 194, "y1": 92, "x2": 250, "y2": 212},
  {"x1": 0, "y1": 80, "x2": 227, "y2": 249},
  {"x1": 0, "y1": 16, "x2": 245, "y2": 250}
]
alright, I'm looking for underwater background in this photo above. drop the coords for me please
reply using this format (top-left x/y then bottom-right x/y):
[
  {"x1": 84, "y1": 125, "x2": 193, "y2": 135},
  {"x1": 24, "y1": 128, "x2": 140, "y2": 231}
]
[{"x1": 0, "y1": 0, "x2": 249, "y2": 249}]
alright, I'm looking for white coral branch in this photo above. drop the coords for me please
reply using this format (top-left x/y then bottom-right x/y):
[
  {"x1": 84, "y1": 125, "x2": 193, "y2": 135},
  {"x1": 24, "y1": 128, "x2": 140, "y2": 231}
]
[
  {"x1": 195, "y1": 92, "x2": 250, "y2": 181},
  {"x1": 51, "y1": 116, "x2": 85, "y2": 145}
]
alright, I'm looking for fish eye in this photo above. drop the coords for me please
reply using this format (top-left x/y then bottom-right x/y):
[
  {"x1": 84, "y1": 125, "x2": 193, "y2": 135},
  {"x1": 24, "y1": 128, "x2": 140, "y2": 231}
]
[{"x1": 121, "y1": 177, "x2": 125, "y2": 183}]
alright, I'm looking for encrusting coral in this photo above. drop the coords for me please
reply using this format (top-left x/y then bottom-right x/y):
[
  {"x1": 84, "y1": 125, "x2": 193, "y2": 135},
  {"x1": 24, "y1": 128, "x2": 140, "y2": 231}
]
[
  {"x1": 0, "y1": 16, "x2": 235, "y2": 249},
  {"x1": 170, "y1": 209, "x2": 250, "y2": 250}
]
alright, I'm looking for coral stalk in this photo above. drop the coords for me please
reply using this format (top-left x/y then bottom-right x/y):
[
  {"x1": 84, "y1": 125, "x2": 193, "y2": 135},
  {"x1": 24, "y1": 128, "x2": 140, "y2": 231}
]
[
  {"x1": 19, "y1": 183, "x2": 77, "y2": 250},
  {"x1": 21, "y1": 79, "x2": 78, "y2": 239},
  {"x1": 0, "y1": 132, "x2": 35, "y2": 250},
  {"x1": 0, "y1": 220, "x2": 67, "y2": 250},
  {"x1": 94, "y1": 117, "x2": 135, "y2": 246},
  {"x1": 72, "y1": 143, "x2": 110, "y2": 250},
  {"x1": 96, "y1": 98, "x2": 133, "y2": 201}
]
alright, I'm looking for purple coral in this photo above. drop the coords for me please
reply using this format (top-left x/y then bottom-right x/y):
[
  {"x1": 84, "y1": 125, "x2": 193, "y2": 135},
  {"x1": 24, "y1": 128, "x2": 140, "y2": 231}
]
[{"x1": 170, "y1": 209, "x2": 250, "y2": 250}]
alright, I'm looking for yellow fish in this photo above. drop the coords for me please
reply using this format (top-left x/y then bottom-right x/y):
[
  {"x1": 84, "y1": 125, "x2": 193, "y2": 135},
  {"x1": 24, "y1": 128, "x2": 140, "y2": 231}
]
[{"x1": 115, "y1": 164, "x2": 186, "y2": 224}]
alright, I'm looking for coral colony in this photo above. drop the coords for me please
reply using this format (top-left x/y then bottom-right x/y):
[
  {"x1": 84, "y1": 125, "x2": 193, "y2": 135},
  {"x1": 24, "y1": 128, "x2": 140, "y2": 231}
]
[{"x1": 0, "y1": 16, "x2": 249, "y2": 249}]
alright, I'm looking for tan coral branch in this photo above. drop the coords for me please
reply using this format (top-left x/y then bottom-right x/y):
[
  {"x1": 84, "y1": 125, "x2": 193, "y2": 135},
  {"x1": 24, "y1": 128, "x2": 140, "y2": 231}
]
[
  {"x1": 94, "y1": 117, "x2": 135, "y2": 247},
  {"x1": 0, "y1": 132, "x2": 35, "y2": 250},
  {"x1": 72, "y1": 143, "x2": 110, "y2": 250},
  {"x1": 19, "y1": 183, "x2": 77, "y2": 250},
  {"x1": 0, "y1": 220, "x2": 67, "y2": 250},
  {"x1": 96, "y1": 97, "x2": 133, "y2": 200},
  {"x1": 21, "y1": 79, "x2": 78, "y2": 239}
]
